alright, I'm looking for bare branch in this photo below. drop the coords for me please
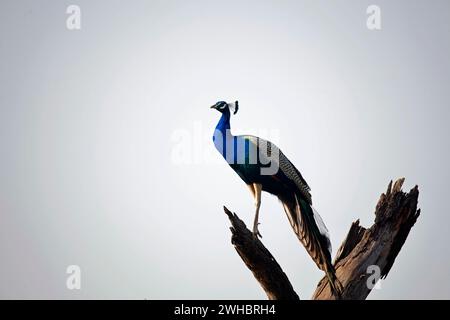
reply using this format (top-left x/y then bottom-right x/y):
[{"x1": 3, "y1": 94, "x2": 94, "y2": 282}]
[{"x1": 223, "y1": 206, "x2": 299, "y2": 300}]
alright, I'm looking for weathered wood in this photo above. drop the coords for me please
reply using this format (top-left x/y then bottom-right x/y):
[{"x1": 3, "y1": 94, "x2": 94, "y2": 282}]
[
  {"x1": 223, "y1": 206, "x2": 300, "y2": 300},
  {"x1": 313, "y1": 178, "x2": 420, "y2": 299},
  {"x1": 224, "y1": 178, "x2": 420, "y2": 300}
]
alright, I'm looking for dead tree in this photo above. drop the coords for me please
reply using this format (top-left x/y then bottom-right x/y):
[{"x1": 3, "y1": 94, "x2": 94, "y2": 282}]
[{"x1": 224, "y1": 178, "x2": 420, "y2": 300}]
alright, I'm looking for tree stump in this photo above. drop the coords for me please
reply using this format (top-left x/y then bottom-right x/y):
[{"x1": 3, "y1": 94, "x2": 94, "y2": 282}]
[{"x1": 223, "y1": 178, "x2": 420, "y2": 300}]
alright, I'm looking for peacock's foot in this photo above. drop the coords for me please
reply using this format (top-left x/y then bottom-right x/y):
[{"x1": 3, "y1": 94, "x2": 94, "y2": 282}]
[{"x1": 252, "y1": 223, "x2": 262, "y2": 239}]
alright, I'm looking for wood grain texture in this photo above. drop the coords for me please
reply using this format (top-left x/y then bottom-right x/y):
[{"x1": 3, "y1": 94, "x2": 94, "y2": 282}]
[
  {"x1": 223, "y1": 206, "x2": 299, "y2": 300},
  {"x1": 224, "y1": 178, "x2": 420, "y2": 300}
]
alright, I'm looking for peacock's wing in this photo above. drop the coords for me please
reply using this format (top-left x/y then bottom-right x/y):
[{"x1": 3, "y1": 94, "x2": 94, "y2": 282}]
[{"x1": 242, "y1": 135, "x2": 312, "y2": 204}]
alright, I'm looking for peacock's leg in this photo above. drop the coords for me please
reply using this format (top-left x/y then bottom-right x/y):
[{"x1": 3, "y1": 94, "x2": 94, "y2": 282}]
[
  {"x1": 252, "y1": 183, "x2": 262, "y2": 238},
  {"x1": 247, "y1": 183, "x2": 255, "y2": 198}
]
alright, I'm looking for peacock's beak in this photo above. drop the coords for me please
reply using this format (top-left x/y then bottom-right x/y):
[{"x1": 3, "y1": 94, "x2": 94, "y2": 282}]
[{"x1": 210, "y1": 105, "x2": 216, "y2": 109}]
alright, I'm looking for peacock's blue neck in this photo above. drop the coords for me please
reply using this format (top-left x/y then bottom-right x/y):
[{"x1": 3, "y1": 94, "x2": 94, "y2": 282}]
[
  {"x1": 215, "y1": 109, "x2": 231, "y2": 135},
  {"x1": 213, "y1": 109, "x2": 235, "y2": 161}
]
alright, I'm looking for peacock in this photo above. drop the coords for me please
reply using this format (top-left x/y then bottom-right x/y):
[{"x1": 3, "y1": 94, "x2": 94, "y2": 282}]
[{"x1": 211, "y1": 100, "x2": 342, "y2": 297}]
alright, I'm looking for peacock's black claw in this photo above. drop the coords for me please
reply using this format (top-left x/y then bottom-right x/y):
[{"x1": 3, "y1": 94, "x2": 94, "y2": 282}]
[{"x1": 253, "y1": 225, "x2": 262, "y2": 239}]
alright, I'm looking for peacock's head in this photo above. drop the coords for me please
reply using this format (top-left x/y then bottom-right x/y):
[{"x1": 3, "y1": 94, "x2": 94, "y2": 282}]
[{"x1": 210, "y1": 100, "x2": 239, "y2": 115}]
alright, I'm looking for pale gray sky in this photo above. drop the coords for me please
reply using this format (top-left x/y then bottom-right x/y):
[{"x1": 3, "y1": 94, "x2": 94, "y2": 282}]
[{"x1": 1, "y1": 0, "x2": 449, "y2": 299}]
